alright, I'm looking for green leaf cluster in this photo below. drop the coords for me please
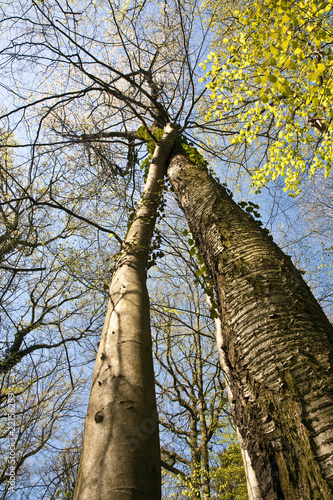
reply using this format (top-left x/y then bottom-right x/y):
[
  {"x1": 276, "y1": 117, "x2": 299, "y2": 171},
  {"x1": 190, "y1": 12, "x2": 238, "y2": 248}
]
[
  {"x1": 177, "y1": 135, "x2": 208, "y2": 168},
  {"x1": 137, "y1": 125, "x2": 165, "y2": 178},
  {"x1": 202, "y1": 0, "x2": 333, "y2": 194},
  {"x1": 212, "y1": 439, "x2": 248, "y2": 499},
  {"x1": 238, "y1": 200, "x2": 263, "y2": 226},
  {"x1": 147, "y1": 227, "x2": 165, "y2": 269}
]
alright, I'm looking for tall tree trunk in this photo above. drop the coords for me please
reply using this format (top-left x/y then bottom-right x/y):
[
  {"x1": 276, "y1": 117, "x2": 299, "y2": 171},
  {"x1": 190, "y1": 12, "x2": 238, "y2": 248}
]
[
  {"x1": 195, "y1": 300, "x2": 211, "y2": 500},
  {"x1": 168, "y1": 154, "x2": 333, "y2": 499},
  {"x1": 73, "y1": 124, "x2": 178, "y2": 500},
  {"x1": 189, "y1": 417, "x2": 201, "y2": 500}
]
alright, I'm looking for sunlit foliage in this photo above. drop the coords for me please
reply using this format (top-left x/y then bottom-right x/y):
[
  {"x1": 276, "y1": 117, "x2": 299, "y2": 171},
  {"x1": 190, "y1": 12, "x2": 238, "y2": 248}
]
[{"x1": 202, "y1": 0, "x2": 333, "y2": 194}]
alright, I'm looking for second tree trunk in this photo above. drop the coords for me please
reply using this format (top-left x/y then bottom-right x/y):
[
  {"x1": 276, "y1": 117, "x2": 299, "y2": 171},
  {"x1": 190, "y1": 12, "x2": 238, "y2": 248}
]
[{"x1": 168, "y1": 153, "x2": 333, "y2": 500}]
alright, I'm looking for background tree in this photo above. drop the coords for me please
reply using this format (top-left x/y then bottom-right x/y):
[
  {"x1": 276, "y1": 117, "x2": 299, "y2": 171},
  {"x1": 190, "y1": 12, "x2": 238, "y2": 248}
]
[
  {"x1": 0, "y1": 128, "x2": 105, "y2": 499},
  {"x1": 150, "y1": 221, "x2": 230, "y2": 499},
  {"x1": 211, "y1": 432, "x2": 248, "y2": 500}
]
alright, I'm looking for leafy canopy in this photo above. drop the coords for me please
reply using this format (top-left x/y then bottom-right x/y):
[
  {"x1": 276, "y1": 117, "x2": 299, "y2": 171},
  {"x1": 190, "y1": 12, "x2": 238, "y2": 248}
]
[{"x1": 202, "y1": 0, "x2": 333, "y2": 194}]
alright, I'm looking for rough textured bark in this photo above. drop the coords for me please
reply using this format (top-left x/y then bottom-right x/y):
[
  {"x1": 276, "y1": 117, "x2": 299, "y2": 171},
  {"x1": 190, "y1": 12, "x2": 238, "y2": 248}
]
[
  {"x1": 168, "y1": 154, "x2": 333, "y2": 500},
  {"x1": 73, "y1": 124, "x2": 179, "y2": 500}
]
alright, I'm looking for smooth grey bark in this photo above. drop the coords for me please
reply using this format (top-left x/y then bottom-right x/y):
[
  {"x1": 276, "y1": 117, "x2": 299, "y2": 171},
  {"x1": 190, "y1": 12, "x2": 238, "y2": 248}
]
[
  {"x1": 73, "y1": 124, "x2": 179, "y2": 500},
  {"x1": 168, "y1": 154, "x2": 333, "y2": 500}
]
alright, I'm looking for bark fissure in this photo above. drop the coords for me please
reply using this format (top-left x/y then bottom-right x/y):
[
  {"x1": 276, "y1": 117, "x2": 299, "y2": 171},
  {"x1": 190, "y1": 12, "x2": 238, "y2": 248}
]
[{"x1": 168, "y1": 153, "x2": 333, "y2": 500}]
